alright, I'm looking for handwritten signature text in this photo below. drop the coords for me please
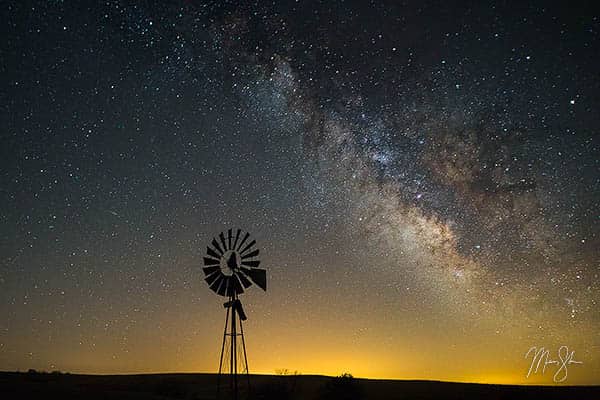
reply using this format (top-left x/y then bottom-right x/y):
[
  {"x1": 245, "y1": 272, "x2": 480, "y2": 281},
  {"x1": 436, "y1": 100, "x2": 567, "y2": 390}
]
[{"x1": 525, "y1": 346, "x2": 583, "y2": 383}]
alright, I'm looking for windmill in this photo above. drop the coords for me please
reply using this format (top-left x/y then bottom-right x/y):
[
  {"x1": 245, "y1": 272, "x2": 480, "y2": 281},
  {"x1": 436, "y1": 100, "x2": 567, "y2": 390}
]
[{"x1": 202, "y1": 229, "x2": 267, "y2": 400}]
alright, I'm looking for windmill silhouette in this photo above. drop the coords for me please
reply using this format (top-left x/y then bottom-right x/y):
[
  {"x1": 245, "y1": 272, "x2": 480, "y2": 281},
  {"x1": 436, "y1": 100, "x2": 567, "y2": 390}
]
[{"x1": 202, "y1": 229, "x2": 267, "y2": 400}]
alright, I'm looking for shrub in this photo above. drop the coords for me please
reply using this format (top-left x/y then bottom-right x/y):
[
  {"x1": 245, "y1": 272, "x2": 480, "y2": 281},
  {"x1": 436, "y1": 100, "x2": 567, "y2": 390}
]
[{"x1": 317, "y1": 372, "x2": 364, "y2": 400}]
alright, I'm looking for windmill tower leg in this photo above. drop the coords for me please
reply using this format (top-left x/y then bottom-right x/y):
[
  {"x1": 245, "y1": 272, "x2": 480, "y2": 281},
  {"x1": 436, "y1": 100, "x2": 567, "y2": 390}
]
[
  {"x1": 231, "y1": 294, "x2": 238, "y2": 400},
  {"x1": 239, "y1": 318, "x2": 250, "y2": 394},
  {"x1": 217, "y1": 303, "x2": 230, "y2": 399}
]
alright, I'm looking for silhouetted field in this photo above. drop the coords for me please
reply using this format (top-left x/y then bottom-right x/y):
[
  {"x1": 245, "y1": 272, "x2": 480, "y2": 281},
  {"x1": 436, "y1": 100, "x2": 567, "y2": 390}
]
[{"x1": 1, "y1": 371, "x2": 599, "y2": 400}]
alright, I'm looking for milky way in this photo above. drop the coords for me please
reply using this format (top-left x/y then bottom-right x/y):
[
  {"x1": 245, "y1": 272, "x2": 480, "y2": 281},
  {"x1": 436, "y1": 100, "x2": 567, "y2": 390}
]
[{"x1": 235, "y1": 50, "x2": 598, "y2": 328}]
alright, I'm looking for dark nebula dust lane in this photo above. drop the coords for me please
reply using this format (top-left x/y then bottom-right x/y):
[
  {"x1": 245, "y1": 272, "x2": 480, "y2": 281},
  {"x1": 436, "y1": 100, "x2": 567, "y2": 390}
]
[{"x1": 1, "y1": 1, "x2": 598, "y2": 383}]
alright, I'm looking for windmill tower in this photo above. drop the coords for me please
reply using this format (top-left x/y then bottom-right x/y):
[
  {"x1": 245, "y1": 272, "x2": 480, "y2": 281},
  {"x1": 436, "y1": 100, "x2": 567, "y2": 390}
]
[{"x1": 202, "y1": 229, "x2": 267, "y2": 400}]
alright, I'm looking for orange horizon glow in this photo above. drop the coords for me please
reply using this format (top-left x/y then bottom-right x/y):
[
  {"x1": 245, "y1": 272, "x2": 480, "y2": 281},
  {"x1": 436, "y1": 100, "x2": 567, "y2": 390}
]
[{"x1": 3, "y1": 260, "x2": 599, "y2": 387}]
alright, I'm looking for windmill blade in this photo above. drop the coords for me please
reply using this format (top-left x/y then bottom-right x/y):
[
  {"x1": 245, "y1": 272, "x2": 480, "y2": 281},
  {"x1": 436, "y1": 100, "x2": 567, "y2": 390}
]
[
  {"x1": 214, "y1": 277, "x2": 226, "y2": 296},
  {"x1": 209, "y1": 274, "x2": 224, "y2": 293},
  {"x1": 203, "y1": 257, "x2": 220, "y2": 266},
  {"x1": 205, "y1": 270, "x2": 221, "y2": 285},
  {"x1": 246, "y1": 267, "x2": 267, "y2": 291},
  {"x1": 232, "y1": 229, "x2": 241, "y2": 251},
  {"x1": 241, "y1": 249, "x2": 259, "y2": 259},
  {"x1": 227, "y1": 229, "x2": 232, "y2": 250},
  {"x1": 241, "y1": 260, "x2": 260, "y2": 268},
  {"x1": 240, "y1": 267, "x2": 252, "y2": 276},
  {"x1": 235, "y1": 271, "x2": 252, "y2": 289},
  {"x1": 202, "y1": 265, "x2": 220, "y2": 276},
  {"x1": 219, "y1": 232, "x2": 228, "y2": 252},
  {"x1": 240, "y1": 240, "x2": 256, "y2": 255},
  {"x1": 226, "y1": 278, "x2": 235, "y2": 297},
  {"x1": 206, "y1": 246, "x2": 220, "y2": 259},
  {"x1": 217, "y1": 276, "x2": 229, "y2": 296},
  {"x1": 235, "y1": 270, "x2": 253, "y2": 288},
  {"x1": 212, "y1": 238, "x2": 224, "y2": 255},
  {"x1": 237, "y1": 232, "x2": 250, "y2": 251},
  {"x1": 231, "y1": 275, "x2": 244, "y2": 295}
]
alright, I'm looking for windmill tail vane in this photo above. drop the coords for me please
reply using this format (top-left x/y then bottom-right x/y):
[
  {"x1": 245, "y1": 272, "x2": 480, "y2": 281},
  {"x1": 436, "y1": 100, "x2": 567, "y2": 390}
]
[{"x1": 224, "y1": 299, "x2": 247, "y2": 321}]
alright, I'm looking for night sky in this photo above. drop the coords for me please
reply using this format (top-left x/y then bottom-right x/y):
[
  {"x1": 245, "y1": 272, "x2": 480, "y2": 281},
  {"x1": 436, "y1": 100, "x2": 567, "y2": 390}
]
[{"x1": 1, "y1": 1, "x2": 599, "y2": 385}]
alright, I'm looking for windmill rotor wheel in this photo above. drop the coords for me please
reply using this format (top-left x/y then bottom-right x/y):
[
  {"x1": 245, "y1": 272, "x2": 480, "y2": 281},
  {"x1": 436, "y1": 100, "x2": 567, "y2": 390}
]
[{"x1": 203, "y1": 229, "x2": 267, "y2": 297}]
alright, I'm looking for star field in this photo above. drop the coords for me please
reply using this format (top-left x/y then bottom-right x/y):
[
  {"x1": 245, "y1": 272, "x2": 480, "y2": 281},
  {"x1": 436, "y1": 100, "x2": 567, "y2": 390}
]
[{"x1": 1, "y1": 1, "x2": 599, "y2": 384}]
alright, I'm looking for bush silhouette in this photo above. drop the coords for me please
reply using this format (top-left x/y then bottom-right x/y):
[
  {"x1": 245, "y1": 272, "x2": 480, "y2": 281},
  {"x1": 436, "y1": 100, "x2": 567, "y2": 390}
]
[{"x1": 317, "y1": 373, "x2": 364, "y2": 400}]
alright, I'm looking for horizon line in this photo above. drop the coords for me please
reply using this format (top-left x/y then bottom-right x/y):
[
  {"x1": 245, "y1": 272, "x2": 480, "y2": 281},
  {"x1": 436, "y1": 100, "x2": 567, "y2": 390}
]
[{"x1": 3, "y1": 369, "x2": 598, "y2": 387}]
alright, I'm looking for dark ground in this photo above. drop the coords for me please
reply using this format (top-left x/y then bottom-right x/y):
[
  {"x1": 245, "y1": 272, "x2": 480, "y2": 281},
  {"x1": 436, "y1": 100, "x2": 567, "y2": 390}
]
[{"x1": 1, "y1": 371, "x2": 599, "y2": 400}]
